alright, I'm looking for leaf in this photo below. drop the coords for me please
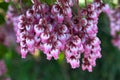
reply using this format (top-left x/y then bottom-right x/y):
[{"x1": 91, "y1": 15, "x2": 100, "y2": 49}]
[
  {"x1": 0, "y1": 44, "x2": 7, "y2": 58},
  {"x1": 0, "y1": 2, "x2": 9, "y2": 11},
  {"x1": 0, "y1": 14, "x2": 5, "y2": 24}
]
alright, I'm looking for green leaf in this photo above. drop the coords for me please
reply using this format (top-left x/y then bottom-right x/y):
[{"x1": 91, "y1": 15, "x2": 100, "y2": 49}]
[
  {"x1": 0, "y1": 2, "x2": 9, "y2": 11},
  {"x1": 0, "y1": 14, "x2": 5, "y2": 24},
  {"x1": 0, "y1": 44, "x2": 7, "y2": 59}
]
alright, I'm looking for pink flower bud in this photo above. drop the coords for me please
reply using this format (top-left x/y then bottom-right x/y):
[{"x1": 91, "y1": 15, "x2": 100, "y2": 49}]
[
  {"x1": 26, "y1": 38, "x2": 35, "y2": 48},
  {"x1": 64, "y1": 7, "x2": 72, "y2": 18},
  {"x1": 43, "y1": 43, "x2": 52, "y2": 53},
  {"x1": 40, "y1": 32, "x2": 50, "y2": 43},
  {"x1": 58, "y1": 34, "x2": 67, "y2": 43},
  {"x1": 21, "y1": 47, "x2": 28, "y2": 59},
  {"x1": 59, "y1": 24, "x2": 68, "y2": 33},
  {"x1": 55, "y1": 40, "x2": 63, "y2": 50},
  {"x1": 46, "y1": 53, "x2": 52, "y2": 60},
  {"x1": 69, "y1": 59, "x2": 80, "y2": 69},
  {"x1": 26, "y1": 9, "x2": 34, "y2": 17},
  {"x1": 19, "y1": 31, "x2": 26, "y2": 41},
  {"x1": 34, "y1": 35, "x2": 41, "y2": 43},
  {"x1": 51, "y1": 48, "x2": 60, "y2": 60},
  {"x1": 56, "y1": 13, "x2": 64, "y2": 23},
  {"x1": 72, "y1": 36, "x2": 81, "y2": 46},
  {"x1": 70, "y1": 45, "x2": 79, "y2": 54},
  {"x1": 18, "y1": 22, "x2": 25, "y2": 29},
  {"x1": 87, "y1": 4, "x2": 95, "y2": 11},
  {"x1": 34, "y1": 25, "x2": 44, "y2": 35},
  {"x1": 20, "y1": 41, "x2": 26, "y2": 47},
  {"x1": 51, "y1": 4, "x2": 61, "y2": 14}
]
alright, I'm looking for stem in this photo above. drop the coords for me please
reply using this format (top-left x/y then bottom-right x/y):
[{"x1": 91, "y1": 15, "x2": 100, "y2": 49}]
[
  {"x1": 76, "y1": 0, "x2": 79, "y2": 7},
  {"x1": 118, "y1": 0, "x2": 120, "y2": 5},
  {"x1": 76, "y1": 0, "x2": 79, "y2": 5},
  {"x1": 85, "y1": 0, "x2": 87, "y2": 7},
  {"x1": 75, "y1": 0, "x2": 81, "y2": 16},
  {"x1": 20, "y1": 0, "x2": 24, "y2": 13},
  {"x1": 111, "y1": 0, "x2": 113, "y2": 3}
]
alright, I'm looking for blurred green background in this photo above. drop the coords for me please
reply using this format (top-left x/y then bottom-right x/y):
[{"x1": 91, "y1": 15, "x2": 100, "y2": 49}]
[{"x1": 0, "y1": 0, "x2": 120, "y2": 80}]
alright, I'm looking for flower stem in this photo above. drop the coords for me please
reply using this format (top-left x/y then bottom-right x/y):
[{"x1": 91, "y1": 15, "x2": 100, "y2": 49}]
[
  {"x1": 20, "y1": 0, "x2": 24, "y2": 13},
  {"x1": 85, "y1": 0, "x2": 87, "y2": 7}
]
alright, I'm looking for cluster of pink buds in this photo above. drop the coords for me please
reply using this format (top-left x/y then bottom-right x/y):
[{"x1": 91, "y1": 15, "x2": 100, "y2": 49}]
[
  {"x1": 0, "y1": 25, "x2": 16, "y2": 47},
  {"x1": 107, "y1": 7, "x2": 120, "y2": 49},
  {"x1": 6, "y1": 5, "x2": 19, "y2": 28},
  {"x1": 101, "y1": 4, "x2": 120, "y2": 50},
  {"x1": 0, "y1": 60, "x2": 7, "y2": 76},
  {"x1": 16, "y1": 0, "x2": 105, "y2": 72},
  {"x1": 0, "y1": 60, "x2": 11, "y2": 80},
  {"x1": 80, "y1": 0, "x2": 103, "y2": 72},
  {"x1": 6, "y1": 5, "x2": 15, "y2": 24},
  {"x1": 2, "y1": 5, "x2": 18, "y2": 47}
]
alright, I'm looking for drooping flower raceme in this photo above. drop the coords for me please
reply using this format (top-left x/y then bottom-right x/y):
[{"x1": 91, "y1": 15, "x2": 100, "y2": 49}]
[
  {"x1": 110, "y1": 8, "x2": 120, "y2": 49},
  {"x1": 0, "y1": 60, "x2": 7, "y2": 76},
  {"x1": 0, "y1": 60, "x2": 11, "y2": 80},
  {"x1": 103, "y1": 4, "x2": 120, "y2": 49},
  {"x1": 15, "y1": 0, "x2": 105, "y2": 72},
  {"x1": 81, "y1": 0, "x2": 104, "y2": 72}
]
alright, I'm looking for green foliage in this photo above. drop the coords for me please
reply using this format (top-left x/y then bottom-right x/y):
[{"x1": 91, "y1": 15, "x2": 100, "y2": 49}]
[
  {"x1": 0, "y1": 14, "x2": 5, "y2": 24},
  {"x1": 0, "y1": 2, "x2": 8, "y2": 11},
  {"x1": 0, "y1": 44, "x2": 7, "y2": 59}
]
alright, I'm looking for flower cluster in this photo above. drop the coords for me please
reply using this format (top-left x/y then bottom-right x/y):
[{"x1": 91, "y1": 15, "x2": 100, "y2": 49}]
[
  {"x1": 108, "y1": 7, "x2": 120, "y2": 49},
  {"x1": 16, "y1": 0, "x2": 104, "y2": 72},
  {"x1": 1, "y1": 5, "x2": 18, "y2": 47},
  {"x1": 0, "y1": 60, "x2": 7, "y2": 76},
  {"x1": 6, "y1": 5, "x2": 19, "y2": 30},
  {"x1": 103, "y1": 4, "x2": 120, "y2": 49},
  {"x1": 81, "y1": 0, "x2": 103, "y2": 71},
  {"x1": 0, "y1": 60, "x2": 11, "y2": 80},
  {"x1": 0, "y1": 25, "x2": 16, "y2": 47}
]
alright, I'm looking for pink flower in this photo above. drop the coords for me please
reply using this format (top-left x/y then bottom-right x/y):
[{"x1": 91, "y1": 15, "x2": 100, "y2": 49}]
[
  {"x1": 46, "y1": 53, "x2": 52, "y2": 60},
  {"x1": 64, "y1": 7, "x2": 72, "y2": 18},
  {"x1": 51, "y1": 48, "x2": 60, "y2": 60},
  {"x1": 26, "y1": 38, "x2": 35, "y2": 48},
  {"x1": 19, "y1": 31, "x2": 26, "y2": 41},
  {"x1": 70, "y1": 45, "x2": 79, "y2": 54},
  {"x1": 87, "y1": 4, "x2": 95, "y2": 11},
  {"x1": 43, "y1": 43, "x2": 52, "y2": 54},
  {"x1": 69, "y1": 59, "x2": 80, "y2": 69},
  {"x1": 51, "y1": 4, "x2": 61, "y2": 14},
  {"x1": 21, "y1": 47, "x2": 28, "y2": 59},
  {"x1": 72, "y1": 36, "x2": 82, "y2": 46},
  {"x1": 55, "y1": 40, "x2": 63, "y2": 50},
  {"x1": 56, "y1": 13, "x2": 64, "y2": 23},
  {"x1": 58, "y1": 33, "x2": 67, "y2": 43},
  {"x1": 34, "y1": 24, "x2": 44, "y2": 36},
  {"x1": 40, "y1": 32, "x2": 50, "y2": 43},
  {"x1": 59, "y1": 25, "x2": 68, "y2": 33}
]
